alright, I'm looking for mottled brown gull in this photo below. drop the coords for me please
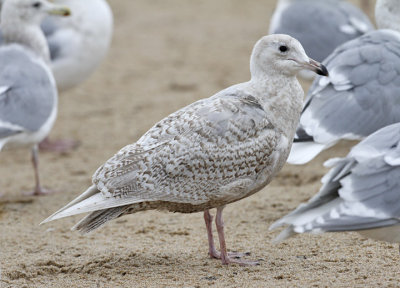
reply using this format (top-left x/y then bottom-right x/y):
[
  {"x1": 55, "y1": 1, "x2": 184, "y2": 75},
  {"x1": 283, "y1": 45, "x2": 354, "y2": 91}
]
[{"x1": 42, "y1": 34, "x2": 328, "y2": 265}]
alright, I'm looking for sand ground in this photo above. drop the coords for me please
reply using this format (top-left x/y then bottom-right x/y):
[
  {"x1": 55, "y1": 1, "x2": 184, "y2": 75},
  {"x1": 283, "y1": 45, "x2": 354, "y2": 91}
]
[{"x1": 2, "y1": 0, "x2": 399, "y2": 287}]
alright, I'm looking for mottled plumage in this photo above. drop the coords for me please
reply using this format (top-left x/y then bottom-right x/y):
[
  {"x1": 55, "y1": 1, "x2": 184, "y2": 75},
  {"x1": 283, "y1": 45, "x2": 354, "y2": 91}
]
[
  {"x1": 43, "y1": 34, "x2": 328, "y2": 265},
  {"x1": 271, "y1": 123, "x2": 400, "y2": 244}
]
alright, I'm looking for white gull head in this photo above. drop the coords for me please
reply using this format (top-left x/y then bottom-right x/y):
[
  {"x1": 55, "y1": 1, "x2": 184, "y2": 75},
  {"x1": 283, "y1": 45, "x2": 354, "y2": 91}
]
[
  {"x1": 1, "y1": 0, "x2": 70, "y2": 61},
  {"x1": 250, "y1": 34, "x2": 328, "y2": 80}
]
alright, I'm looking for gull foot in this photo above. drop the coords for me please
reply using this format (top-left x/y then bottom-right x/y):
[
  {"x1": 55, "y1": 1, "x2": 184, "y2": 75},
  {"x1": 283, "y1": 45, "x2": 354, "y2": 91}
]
[
  {"x1": 39, "y1": 138, "x2": 80, "y2": 153},
  {"x1": 24, "y1": 187, "x2": 57, "y2": 197},
  {"x1": 209, "y1": 250, "x2": 257, "y2": 266}
]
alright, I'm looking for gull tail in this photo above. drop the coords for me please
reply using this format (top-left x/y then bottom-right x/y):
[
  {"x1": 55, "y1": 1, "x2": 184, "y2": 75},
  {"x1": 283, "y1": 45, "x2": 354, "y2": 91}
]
[
  {"x1": 72, "y1": 206, "x2": 130, "y2": 234},
  {"x1": 287, "y1": 141, "x2": 328, "y2": 165},
  {"x1": 40, "y1": 185, "x2": 100, "y2": 224}
]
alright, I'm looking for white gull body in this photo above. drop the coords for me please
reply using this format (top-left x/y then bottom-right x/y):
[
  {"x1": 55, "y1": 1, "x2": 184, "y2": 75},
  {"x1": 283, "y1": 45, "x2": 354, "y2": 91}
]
[
  {"x1": 271, "y1": 123, "x2": 400, "y2": 245},
  {"x1": 41, "y1": 0, "x2": 113, "y2": 91},
  {"x1": 288, "y1": 0, "x2": 400, "y2": 165},
  {"x1": 42, "y1": 34, "x2": 328, "y2": 265}
]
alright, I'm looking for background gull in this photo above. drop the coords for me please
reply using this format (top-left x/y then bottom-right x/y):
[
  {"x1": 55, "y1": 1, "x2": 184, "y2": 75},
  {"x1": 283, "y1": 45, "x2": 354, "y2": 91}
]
[
  {"x1": 271, "y1": 123, "x2": 400, "y2": 247},
  {"x1": 288, "y1": 0, "x2": 400, "y2": 165},
  {"x1": 40, "y1": 0, "x2": 113, "y2": 92},
  {"x1": 269, "y1": 0, "x2": 374, "y2": 79},
  {"x1": 41, "y1": 34, "x2": 328, "y2": 266},
  {"x1": 0, "y1": 0, "x2": 113, "y2": 92},
  {"x1": 0, "y1": 0, "x2": 113, "y2": 152},
  {"x1": 0, "y1": 0, "x2": 70, "y2": 195}
]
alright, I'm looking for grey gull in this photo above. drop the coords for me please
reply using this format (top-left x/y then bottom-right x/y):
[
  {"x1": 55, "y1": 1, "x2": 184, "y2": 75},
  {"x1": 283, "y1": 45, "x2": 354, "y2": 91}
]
[
  {"x1": 288, "y1": 0, "x2": 400, "y2": 165},
  {"x1": 41, "y1": 34, "x2": 328, "y2": 265},
  {"x1": 0, "y1": 0, "x2": 70, "y2": 195},
  {"x1": 269, "y1": 0, "x2": 374, "y2": 79},
  {"x1": 271, "y1": 123, "x2": 400, "y2": 247},
  {"x1": 0, "y1": 0, "x2": 113, "y2": 92}
]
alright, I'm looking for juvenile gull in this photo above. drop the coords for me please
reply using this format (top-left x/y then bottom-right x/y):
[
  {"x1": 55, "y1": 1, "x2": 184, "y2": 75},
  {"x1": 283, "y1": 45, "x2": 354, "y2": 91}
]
[
  {"x1": 42, "y1": 34, "x2": 328, "y2": 265},
  {"x1": 269, "y1": 0, "x2": 373, "y2": 78},
  {"x1": 288, "y1": 0, "x2": 400, "y2": 165},
  {"x1": 271, "y1": 123, "x2": 400, "y2": 248},
  {"x1": 0, "y1": 0, "x2": 70, "y2": 195}
]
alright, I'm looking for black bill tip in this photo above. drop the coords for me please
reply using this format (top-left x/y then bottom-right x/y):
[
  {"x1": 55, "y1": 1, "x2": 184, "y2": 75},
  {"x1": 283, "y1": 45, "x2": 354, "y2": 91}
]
[{"x1": 317, "y1": 64, "x2": 329, "y2": 77}]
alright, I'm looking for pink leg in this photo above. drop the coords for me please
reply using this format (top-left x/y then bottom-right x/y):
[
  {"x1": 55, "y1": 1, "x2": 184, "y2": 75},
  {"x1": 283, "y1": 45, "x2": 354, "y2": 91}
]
[
  {"x1": 39, "y1": 137, "x2": 79, "y2": 153},
  {"x1": 204, "y1": 210, "x2": 221, "y2": 259},
  {"x1": 215, "y1": 206, "x2": 259, "y2": 266},
  {"x1": 25, "y1": 145, "x2": 54, "y2": 196}
]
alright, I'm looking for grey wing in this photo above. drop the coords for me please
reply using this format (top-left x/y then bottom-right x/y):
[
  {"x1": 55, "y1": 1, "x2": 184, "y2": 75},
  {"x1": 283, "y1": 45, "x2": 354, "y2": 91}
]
[
  {"x1": 297, "y1": 30, "x2": 400, "y2": 145},
  {"x1": 0, "y1": 45, "x2": 56, "y2": 136},
  {"x1": 88, "y1": 90, "x2": 278, "y2": 212},
  {"x1": 41, "y1": 17, "x2": 62, "y2": 61},
  {"x1": 272, "y1": 123, "x2": 400, "y2": 239},
  {"x1": 270, "y1": 0, "x2": 373, "y2": 62}
]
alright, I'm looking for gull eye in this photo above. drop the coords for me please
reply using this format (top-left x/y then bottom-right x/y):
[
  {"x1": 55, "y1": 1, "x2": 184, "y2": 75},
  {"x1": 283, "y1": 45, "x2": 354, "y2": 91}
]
[
  {"x1": 279, "y1": 45, "x2": 288, "y2": 53},
  {"x1": 32, "y1": 2, "x2": 42, "y2": 8}
]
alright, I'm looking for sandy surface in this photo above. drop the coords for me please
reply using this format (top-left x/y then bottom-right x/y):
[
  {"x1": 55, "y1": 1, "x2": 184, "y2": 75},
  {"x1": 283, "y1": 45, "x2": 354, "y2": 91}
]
[{"x1": 2, "y1": 0, "x2": 399, "y2": 287}]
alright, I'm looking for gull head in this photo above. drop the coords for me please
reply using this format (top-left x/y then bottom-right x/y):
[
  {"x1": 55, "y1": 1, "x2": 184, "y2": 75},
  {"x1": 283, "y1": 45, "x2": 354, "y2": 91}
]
[
  {"x1": 250, "y1": 34, "x2": 328, "y2": 79},
  {"x1": 1, "y1": 0, "x2": 71, "y2": 25}
]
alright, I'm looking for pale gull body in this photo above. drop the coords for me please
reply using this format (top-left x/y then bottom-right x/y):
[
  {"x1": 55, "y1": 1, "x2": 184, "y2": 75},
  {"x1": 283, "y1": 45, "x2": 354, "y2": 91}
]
[
  {"x1": 271, "y1": 123, "x2": 400, "y2": 247},
  {"x1": 269, "y1": 0, "x2": 374, "y2": 79},
  {"x1": 0, "y1": 0, "x2": 70, "y2": 195},
  {"x1": 288, "y1": 0, "x2": 400, "y2": 165},
  {"x1": 41, "y1": 0, "x2": 113, "y2": 92},
  {"x1": 42, "y1": 34, "x2": 328, "y2": 265}
]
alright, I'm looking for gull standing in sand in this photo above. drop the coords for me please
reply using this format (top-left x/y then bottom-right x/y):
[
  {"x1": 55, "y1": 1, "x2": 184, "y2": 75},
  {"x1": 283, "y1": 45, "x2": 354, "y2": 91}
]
[
  {"x1": 271, "y1": 123, "x2": 400, "y2": 248},
  {"x1": 0, "y1": 0, "x2": 113, "y2": 152},
  {"x1": 269, "y1": 0, "x2": 373, "y2": 79},
  {"x1": 288, "y1": 0, "x2": 400, "y2": 165},
  {"x1": 42, "y1": 34, "x2": 328, "y2": 265},
  {"x1": 39, "y1": 0, "x2": 113, "y2": 152},
  {"x1": 0, "y1": 0, "x2": 70, "y2": 195}
]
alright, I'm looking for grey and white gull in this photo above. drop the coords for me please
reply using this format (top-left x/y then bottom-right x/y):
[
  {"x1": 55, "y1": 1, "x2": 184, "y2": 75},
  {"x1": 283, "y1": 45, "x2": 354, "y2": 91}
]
[
  {"x1": 288, "y1": 0, "x2": 400, "y2": 165},
  {"x1": 269, "y1": 0, "x2": 374, "y2": 79},
  {"x1": 0, "y1": 0, "x2": 113, "y2": 153},
  {"x1": 40, "y1": 0, "x2": 113, "y2": 92},
  {"x1": 0, "y1": 0, "x2": 70, "y2": 195},
  {"x1": 271, "y1": 123, "x2": 400, "y2": 248},
  {"x1": 42, "y1": 34, "x2": 328, "y2": 265},
  {"x1": 0, "y1": 0, "x2": 113, "y2": 92}
]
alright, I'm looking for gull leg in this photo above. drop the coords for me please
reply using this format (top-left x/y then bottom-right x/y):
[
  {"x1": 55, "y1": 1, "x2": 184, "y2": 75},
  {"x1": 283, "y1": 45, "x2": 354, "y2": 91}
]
[
  {"x1": 39, "y1": 137, "x2": 80, "y2": 153},
  {"x1": 25, "y1": 145, "x2": 54, "y2": 196},
  {"x1": 204, "y1": 210, "x2": 221, "y2": 259},
  {"x1": 215, "y1": 206, "x2": 258, "y2": 266}
]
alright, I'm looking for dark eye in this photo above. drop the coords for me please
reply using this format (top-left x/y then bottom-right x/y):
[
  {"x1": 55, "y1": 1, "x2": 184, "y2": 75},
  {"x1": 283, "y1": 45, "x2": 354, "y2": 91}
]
[
  {"x1": 32, "y1": 2, "x2": 42, "y2": 8},
  {"x1": 279, "y1": 45, "x2": 288, "y2": 53}
]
